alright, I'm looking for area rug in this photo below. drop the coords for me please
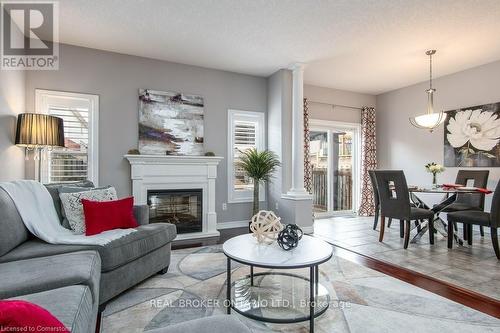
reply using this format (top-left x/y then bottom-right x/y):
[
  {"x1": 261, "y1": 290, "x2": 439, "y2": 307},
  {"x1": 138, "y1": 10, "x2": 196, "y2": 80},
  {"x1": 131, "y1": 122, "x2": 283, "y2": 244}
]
[{"x1": 101, "y1": 244, "x2": 500, "y2": 332}]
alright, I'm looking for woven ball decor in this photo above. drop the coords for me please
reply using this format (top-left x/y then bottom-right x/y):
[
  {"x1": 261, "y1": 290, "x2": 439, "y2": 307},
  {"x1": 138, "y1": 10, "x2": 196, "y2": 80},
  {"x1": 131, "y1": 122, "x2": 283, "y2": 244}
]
[
  {"x1": 250, "y1": 210, "x2": 284, "y2": 244},
  {"x1": 277, "y1": 224, "x2": 303, "y2": 251}
]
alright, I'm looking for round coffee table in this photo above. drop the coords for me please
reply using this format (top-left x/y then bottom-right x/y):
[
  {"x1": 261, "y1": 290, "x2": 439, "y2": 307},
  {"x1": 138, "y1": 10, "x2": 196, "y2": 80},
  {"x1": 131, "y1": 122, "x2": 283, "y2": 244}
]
[{"x1": 223, "y1": 234, "x2": 333, "y2": 333}]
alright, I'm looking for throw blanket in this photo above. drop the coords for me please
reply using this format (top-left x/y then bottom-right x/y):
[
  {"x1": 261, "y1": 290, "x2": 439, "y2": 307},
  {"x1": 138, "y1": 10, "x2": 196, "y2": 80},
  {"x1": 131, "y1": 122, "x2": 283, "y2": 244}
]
[{"x1": 0, "y1": 180, "x2": 136, "y2": 245}]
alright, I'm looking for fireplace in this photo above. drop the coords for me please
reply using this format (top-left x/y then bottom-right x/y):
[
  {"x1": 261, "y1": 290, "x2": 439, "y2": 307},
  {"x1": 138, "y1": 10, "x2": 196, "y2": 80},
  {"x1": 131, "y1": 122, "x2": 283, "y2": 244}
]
[
  {"x1": 126, "y1": 154, "x2": 222, "y2": 240},
  {"x1": 147, "y1": 189, "x2": 203, "y2": 234}
]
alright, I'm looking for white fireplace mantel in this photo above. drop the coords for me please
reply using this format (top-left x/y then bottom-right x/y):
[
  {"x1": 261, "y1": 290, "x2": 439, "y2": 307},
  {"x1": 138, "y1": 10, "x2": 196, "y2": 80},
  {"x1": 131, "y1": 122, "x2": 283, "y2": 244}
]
[{"x1": 125, "y1": 154, "x2": 223, "y2": 240}]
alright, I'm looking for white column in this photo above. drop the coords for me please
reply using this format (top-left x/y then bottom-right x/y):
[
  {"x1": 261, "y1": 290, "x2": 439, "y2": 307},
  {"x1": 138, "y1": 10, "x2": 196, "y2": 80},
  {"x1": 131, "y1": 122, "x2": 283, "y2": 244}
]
[{"x1": 287, "y1": 63, "x2": 310, "y2": 198}]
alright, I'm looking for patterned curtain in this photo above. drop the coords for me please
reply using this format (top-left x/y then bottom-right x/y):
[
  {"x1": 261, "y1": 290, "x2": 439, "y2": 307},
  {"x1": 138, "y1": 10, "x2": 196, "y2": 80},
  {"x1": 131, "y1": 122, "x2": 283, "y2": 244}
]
[
  {"x1": 304, "y1": 98, "x2": 312, "y2": 193},
  {"x1": 358, "y1": 107, "x2": 377, "y2": 216}
]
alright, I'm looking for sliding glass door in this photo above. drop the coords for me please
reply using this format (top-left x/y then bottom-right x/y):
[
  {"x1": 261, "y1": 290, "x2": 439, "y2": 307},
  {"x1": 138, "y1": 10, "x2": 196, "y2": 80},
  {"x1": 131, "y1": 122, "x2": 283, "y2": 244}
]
[{"x1": 309, "y1": 120, "x2": 360, "y2": 217}]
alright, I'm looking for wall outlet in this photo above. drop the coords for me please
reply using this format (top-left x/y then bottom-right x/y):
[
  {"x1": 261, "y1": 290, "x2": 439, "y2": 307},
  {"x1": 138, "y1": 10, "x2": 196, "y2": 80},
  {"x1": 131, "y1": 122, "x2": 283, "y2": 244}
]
[
  {"x1": 275, "y1": 202, "x2": 279, "y2": 210},
  {"x1": 222, "y1": 202, "x2": 227, "y2": 211}
]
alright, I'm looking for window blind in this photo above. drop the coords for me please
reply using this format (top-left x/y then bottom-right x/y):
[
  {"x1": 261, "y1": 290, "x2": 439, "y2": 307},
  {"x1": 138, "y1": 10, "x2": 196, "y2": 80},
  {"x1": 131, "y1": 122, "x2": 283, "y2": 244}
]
[
  {"x1": 233, "y1": 120, "x2": 257, "y2": 191},
  {"x1": 48, "y1": 107, "x2": 89, "y2": 183}
]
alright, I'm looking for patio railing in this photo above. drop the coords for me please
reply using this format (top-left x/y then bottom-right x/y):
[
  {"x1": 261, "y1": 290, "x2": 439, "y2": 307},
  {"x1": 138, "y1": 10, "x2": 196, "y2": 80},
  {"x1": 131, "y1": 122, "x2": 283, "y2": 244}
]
[{"x1": 312, "y1": 168, "x2": 352, "y2": 212}]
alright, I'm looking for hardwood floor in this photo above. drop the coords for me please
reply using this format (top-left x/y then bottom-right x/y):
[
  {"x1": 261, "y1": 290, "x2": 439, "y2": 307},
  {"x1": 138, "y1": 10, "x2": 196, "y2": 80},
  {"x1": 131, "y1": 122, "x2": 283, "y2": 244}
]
[
  {"x1": 174, "y1": 225, "x2": 500, "y2": 319},
  {"x1": 171, "y1": 227, "x2": 248, "y2": 250}
]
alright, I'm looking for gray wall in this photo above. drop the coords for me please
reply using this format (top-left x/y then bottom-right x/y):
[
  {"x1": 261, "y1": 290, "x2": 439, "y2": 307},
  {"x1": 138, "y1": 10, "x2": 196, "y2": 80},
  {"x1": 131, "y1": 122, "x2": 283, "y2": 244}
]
[
  {"x1": 0, "y1": 69, "x2": 26, "y2": 181},
  {"x1": 0, "y1": 24, "x2": 26, "y2": 182},
  {"x1": 25, "y1": 44, "x2": 268, "y2": 223},
  {"x1": 377, "y1": 60, "x2": 500, "y2": 211},
  {"x1": 304, "y1": 84, "x2": 376, "y2": 123}
]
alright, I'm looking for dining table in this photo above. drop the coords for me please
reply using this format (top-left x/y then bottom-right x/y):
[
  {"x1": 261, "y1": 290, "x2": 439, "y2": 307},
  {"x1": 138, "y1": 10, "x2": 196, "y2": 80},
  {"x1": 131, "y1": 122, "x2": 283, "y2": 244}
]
[{"x1": 407, "y1": 186, "x2": 491, "y2": 245}]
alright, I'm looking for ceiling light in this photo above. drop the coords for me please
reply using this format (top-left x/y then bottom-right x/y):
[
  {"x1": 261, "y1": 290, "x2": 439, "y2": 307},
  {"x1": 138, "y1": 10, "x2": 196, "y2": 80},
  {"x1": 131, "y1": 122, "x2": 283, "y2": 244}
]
[{"x1": 409, "y1": 50, "x2": 447, "y2": 132}]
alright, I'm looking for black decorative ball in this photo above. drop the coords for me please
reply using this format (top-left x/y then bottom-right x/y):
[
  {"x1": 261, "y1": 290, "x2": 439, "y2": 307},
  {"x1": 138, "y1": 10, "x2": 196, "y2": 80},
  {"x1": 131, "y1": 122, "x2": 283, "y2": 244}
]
[{"x1": 277, "y1": 224, "x2": 303, "y2": 251}]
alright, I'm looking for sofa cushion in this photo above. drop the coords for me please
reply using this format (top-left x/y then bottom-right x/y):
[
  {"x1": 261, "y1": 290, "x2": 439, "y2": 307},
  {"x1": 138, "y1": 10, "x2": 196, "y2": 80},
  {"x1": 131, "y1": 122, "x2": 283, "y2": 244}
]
[
  {"x1": 9, "y1": 286, "x2": 95, "y2": 333},
  {"x1": 0, "y1": 300, "x2": 69, "y2": 333},
  {"x1": 0, "y1": 188, "x2": 29, "y2": 257},
  {"x1": 0, "y1": 251, "x2": 101, "y2": 304},
  {"x1": 60, "y1": 186, "x2": 117, "y2": 234},
  {"x1": 0, "y1": 223, "x2": 177, "y2": 272},
  {"x1": 44, "y1": 180, "x2": 94, "y2": 227},
  {"x1": 145, "y1": 315, "x2": 251, "y2": 333}
]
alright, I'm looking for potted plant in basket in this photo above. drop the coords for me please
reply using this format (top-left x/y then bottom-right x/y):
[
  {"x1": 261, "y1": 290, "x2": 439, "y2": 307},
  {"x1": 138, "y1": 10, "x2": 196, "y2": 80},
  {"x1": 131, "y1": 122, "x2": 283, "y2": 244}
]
[
  {"x1": 236, "y1": 148, "x2": 280, "y2": 220},
  {"x1": 425, "y1": 162, "x2": 445, "y2": 186}
]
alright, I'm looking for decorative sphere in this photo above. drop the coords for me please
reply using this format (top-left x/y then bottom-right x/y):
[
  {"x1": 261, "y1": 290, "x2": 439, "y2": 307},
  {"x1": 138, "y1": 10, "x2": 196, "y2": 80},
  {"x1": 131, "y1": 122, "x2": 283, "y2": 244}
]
[
  {"x1": 250, "y1": 210, "x2": 283, "y2": 244},
  {"x1": 277, "y1": 224, "x2": 303, "y2": 251}
]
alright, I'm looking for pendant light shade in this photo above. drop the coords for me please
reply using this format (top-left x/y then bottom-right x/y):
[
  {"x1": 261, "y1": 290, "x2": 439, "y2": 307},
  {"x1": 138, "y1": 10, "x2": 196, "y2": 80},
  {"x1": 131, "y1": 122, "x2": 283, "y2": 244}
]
[{"x1": 409, "y1": 50, "x2": 447, "y2": 132}]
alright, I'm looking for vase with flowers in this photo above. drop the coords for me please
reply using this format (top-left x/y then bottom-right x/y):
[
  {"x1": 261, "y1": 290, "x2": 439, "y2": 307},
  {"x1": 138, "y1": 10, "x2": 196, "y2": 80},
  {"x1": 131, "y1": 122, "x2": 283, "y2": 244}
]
[{"x1": 425, "y1": 162, "x2": 445, "y2": 186}]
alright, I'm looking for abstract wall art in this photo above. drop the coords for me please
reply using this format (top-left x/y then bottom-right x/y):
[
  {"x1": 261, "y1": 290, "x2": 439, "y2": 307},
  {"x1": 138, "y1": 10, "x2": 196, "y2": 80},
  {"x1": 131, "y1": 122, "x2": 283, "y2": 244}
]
[
  {"x1": 444, "y1": 102, "x2": 500, "y2": 167},
  {"x1": 138, "y1": 89, "x2": 204, "y2": 155}
]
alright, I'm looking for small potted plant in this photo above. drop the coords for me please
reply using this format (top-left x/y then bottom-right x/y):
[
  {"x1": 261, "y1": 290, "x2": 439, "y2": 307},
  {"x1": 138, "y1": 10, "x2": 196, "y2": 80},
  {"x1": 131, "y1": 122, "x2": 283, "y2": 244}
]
[
  {"x1": 425, "y1": 162, "x2": 445, "y2": 186},
  {"x1": 236, "y1": 148, "x2": 280, "y2": 222}
]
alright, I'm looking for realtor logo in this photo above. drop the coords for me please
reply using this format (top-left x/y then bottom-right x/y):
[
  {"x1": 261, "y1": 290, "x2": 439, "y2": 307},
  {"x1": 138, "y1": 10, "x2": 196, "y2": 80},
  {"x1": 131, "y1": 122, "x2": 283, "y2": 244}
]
[{"x1": 1, "y1": 1, "x2": 59, "y2": 70}]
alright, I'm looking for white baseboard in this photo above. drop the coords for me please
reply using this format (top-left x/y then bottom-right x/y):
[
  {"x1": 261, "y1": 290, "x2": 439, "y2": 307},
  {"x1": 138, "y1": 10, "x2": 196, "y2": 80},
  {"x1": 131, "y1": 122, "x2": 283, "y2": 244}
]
[
  {"x1": 217, "y1": 220, "x2": 249, "y2": 230},
  {"x1": 301, "y1": 225, "x2": 314, "y2": 234}
]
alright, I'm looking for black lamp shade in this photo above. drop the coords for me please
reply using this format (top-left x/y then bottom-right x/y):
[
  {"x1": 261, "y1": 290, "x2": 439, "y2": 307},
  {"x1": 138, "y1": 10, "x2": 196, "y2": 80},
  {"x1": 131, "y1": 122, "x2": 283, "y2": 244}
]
[{"x1": 15, "y1": 113, "x2": 65, "y2": 147}]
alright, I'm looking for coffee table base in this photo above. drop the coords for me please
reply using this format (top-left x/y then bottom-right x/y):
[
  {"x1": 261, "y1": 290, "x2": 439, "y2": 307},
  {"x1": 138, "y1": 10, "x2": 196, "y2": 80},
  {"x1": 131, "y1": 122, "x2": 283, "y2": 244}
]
[{"x1": 226, "y1": 260, "x2": 329, "y2": 332}]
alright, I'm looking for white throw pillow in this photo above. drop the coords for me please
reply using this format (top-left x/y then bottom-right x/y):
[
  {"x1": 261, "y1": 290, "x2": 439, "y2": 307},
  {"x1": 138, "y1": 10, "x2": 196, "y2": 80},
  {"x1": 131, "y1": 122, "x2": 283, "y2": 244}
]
[{"x1": 59, "y1": 186, "x2": 118, "y2": 234}]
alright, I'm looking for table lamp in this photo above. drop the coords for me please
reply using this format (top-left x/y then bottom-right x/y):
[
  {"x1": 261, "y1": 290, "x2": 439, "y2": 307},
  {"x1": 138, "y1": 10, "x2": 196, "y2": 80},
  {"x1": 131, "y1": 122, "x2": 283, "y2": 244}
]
[{"x1": 15, "y1": 113, "x2": 65, "y2": 182}]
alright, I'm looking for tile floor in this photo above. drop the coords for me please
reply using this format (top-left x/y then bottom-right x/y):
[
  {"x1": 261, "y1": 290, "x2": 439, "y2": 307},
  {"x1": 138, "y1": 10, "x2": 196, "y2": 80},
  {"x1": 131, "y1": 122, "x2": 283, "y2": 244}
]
[{"x1": 313, "y1": 216, "x2": 500, "y2": 300}]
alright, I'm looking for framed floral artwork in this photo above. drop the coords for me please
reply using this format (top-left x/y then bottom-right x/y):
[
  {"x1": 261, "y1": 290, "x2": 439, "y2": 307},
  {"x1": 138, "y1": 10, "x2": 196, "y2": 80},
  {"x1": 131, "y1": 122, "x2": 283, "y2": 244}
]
[{"x1": 444, "y1": 102, "x2": 500, "y2": 167}]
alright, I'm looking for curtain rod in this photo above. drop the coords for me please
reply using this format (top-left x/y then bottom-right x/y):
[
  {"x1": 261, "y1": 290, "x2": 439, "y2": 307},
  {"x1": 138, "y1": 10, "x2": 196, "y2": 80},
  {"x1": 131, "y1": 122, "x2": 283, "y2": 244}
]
[{"x1": 308, "y1": 100, "x2": 363, "y2": 111}]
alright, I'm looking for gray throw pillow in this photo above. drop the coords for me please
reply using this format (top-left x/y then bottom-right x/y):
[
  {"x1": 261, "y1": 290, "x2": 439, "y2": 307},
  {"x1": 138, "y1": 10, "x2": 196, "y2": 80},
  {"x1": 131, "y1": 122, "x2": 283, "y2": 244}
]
[
  {"x1": 58, "y1": 185, "x2": 112, "y2": 229},
  {"x1": 59, "y1": 186, "x2": 118, "y2": 234},
  {"x1": 45, "y1": 180, "x2": 94, "y2": 224}
]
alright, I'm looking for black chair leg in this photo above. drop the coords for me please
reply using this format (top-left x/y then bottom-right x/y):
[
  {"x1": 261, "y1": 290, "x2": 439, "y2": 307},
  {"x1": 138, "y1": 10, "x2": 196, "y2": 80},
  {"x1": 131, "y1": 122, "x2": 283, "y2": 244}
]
[
  {"x1": 403, "y1": 220, "x2": 411, "y2": 249},
  {"x1": 467, "y1": 225, "x2": 473, "y2": 246},
  {"x1": 447, "y1": 220, "x2": 453, "y2": 249},
  {"x1": 399, "y1": 220, "x2": 404, "y2": 238},
  {"x1": 491, "y1": 228, "x2": 500, "y2": 259},
  {"x1": 416, "y1": 220, "x2": 422, "y2": 233},
  {"x1": 428, "y1": 218, "x2": 434, "y2": 245},
  {"x1": 480, "y1": 226, "x2": 484, "y2": 237},
  {"x1": 373, "y1": 209, "x2": 379, "y2": 230},
  {"x1": 463, "y1": 223, "x2": 467, "y2": 240},
  {"x1": 388, "y1": 218, "x2": 392, "y2": 228}
]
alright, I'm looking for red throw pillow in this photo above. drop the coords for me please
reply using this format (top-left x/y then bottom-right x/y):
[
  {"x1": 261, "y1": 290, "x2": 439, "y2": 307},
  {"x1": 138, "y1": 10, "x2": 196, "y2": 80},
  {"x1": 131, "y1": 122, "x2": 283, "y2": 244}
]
[
  {"x1": 82, "y1": 197, "x2": 138, "y2": 236},
  {"x1": 0, "y1": 300, "x2": 69, "y2": 333}
]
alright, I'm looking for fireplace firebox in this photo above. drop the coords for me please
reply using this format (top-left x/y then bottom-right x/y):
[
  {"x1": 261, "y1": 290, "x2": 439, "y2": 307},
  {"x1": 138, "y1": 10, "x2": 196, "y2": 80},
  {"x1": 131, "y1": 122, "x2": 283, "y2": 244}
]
[{"x1": 147, "y1": 189, "x2": 203, "y2": 234}]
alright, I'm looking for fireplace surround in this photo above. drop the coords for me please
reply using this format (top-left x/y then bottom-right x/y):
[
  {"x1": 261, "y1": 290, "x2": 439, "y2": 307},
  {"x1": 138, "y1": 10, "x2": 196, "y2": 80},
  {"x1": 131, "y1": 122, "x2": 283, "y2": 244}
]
[{"x1": 125, "y1": 154, "x2": 223, "y2": 240}]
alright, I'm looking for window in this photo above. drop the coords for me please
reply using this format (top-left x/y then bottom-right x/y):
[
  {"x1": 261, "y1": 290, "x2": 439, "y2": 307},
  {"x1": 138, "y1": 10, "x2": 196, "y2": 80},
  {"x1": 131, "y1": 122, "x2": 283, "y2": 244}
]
[
  {"x1": 35, "y1": 90, "x2": 99, "y2": 184},
  {"x1": 228, "y1": 110, "x2": 265, "y2": 203}
]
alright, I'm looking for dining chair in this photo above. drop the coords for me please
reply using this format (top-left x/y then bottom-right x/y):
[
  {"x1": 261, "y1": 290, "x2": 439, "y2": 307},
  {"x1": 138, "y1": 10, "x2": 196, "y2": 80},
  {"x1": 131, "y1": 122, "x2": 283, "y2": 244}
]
[
  {"x1": 442, "y1": 170, "x2": 489, "y2": 238},
  {"x1": 374, "y1": 170, "x2": 434, "y2": 249},
  {"x1": 369, "y1": 170, "x2": 380, "y2": 230},
  {"x1": 369, "y1": 170, "x2": 391, "y2": 230},
  {"x1": 447, "y1": 180, "x2": 500, "y2": 259}
]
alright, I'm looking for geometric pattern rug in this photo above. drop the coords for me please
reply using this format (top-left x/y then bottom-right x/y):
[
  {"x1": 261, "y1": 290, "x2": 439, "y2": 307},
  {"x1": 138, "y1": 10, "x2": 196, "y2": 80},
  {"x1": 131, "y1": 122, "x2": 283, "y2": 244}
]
[{"x1": 101, "y1": 245, "x2": 500, "y2": 332}]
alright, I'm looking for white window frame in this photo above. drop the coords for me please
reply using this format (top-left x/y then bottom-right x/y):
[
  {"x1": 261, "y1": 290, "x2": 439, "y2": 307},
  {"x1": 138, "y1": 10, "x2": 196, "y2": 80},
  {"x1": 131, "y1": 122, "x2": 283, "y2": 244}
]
[
  {"x1": 227, "y1": 109, "x2": 266, "y2": 203},
  {"x1": 309, "y1": 119, "x2": 361, "y2": 217},
  {"x1": 35, "y1": 89, "x2": 99, "y2": 185}
]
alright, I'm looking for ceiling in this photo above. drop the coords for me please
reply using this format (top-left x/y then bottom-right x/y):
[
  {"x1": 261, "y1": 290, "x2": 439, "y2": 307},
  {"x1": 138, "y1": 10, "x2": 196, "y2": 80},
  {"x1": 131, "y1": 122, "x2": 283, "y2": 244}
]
[{"x1": 50, "y1": 0, "x2": 500, "y2": 94}]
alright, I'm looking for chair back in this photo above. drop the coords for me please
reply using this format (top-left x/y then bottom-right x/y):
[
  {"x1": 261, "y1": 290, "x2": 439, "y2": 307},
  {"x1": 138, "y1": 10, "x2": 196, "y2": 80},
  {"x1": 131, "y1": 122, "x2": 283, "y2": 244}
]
[
  {"x1": 490, "y1": 181, "x2": 500, "y2": 228},
  {"x1": 368, "y1": 170, "x2": 379, "y2": 209},
  {"x1": 455, "y1": 170, "x2": 489, "y2": 209},
  {"x1": 374, "y1": 170, "x2": 411, "y2": 220}
]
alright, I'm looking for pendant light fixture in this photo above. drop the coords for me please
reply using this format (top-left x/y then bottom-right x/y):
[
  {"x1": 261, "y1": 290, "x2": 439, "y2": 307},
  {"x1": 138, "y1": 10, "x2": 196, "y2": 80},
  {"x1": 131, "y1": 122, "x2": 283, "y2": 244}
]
[{"x1": 409, "y1": 50, "x2": 446, "y2": 132}]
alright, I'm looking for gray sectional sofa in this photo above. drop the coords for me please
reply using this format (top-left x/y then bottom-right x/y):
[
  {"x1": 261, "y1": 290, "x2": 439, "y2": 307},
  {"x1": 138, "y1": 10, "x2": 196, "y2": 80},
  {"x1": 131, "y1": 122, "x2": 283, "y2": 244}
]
[
  {"x1": 0, "y1": 181, "x2": 250, "y2": 333},
  {"x1": 0, "y1": 181, "x2": 177, "y2": 332}
]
